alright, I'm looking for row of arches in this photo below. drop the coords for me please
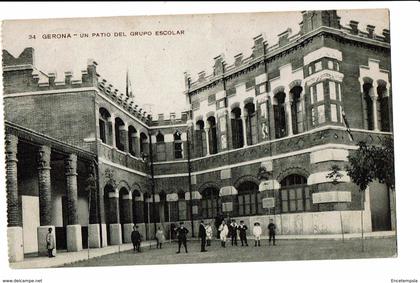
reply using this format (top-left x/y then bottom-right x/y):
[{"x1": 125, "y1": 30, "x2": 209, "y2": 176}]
[
  {"x1": 102, "y1": 173, "x2": 309, "y2": 232},
  {"x1": 193, "y1": 85, "x2": 303, "y2": 157},
  {"x1": 362, "y1": 79, "x2": 391, "y2": 132},
  {"x1": 99, "y1": 107, "x2": 148, "y2": 157}
]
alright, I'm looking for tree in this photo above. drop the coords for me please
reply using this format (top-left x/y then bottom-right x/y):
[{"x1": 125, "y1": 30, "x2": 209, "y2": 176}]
[
  {"x1": 373, "y1": 138, "x2": 396, "y2": 230},
  {"x1": 346, "y1": 141, "x2": 376, "y2": 252}
]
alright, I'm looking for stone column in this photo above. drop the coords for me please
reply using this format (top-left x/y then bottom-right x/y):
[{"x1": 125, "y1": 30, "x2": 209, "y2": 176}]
[
  {"x1": 204, "y1": 127, "x2": 211, "y2": 156},
  {"x1": 86, "y1": 163, "x2": 101, "y2": 248},
  {"x1": 370, "y1": 82, "x2": 379, "y2": 131},
  {"x1": 284, "y1": 90, "x2": 293, "y2": 136},
  {"x1": 110, "y1": 117, "x2": 116, "y2": 148},
  {"x1": 122, "y1": 192, "x2": 134, "y2": 244},
  {"x1": 108, "y1": 190, "x2": 122, "y2": 245},
  {"x1": 6, "y1": 133, "x2": 24, "y2": 262},
  {"x1": 64, "y1": 154, "x2": 82, "y2": 251},
  {"x1": 119, "y1": 126, "x2": 129, "y2": 153},
  {"x1": 133, "y1": 194, "x2": 146, "y2": 239},
  {"x1": 36, "y1": 145, "x2": 55, "y2": 256},
  {"x1": 241, "y1": 113, "x2": 249, "y2": 147}
]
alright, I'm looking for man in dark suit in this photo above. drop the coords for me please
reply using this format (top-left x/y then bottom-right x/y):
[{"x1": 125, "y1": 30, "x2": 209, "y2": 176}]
[
  {"x1": 175, "y1": 222, "x2": 189, "y2": 254},
  {"x1": 238, "y1": 220, "x2": 249, "y2": 246},
  {"x1": 230, "y1": 219, "x2": 238, "y2": 246},
  {"x1": 268, "y1": 219, "x2": 276, "y2": 246},
  {"x1": 131, "y1": 225, "x2": 141, "y2": 252},
  {"x1": 198, "y1": 220, "x2": 207, "y2": 252}
]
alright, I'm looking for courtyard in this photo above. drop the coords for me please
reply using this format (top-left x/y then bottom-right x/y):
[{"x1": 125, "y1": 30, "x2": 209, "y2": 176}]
[{"x1": 64, "y1": 236, "x2": 397, "y2": 267}]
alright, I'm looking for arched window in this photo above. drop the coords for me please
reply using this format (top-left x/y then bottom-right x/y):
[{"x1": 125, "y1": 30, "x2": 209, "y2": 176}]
[
  {"x1": 115, "y1": 117, "x2": 126, "y2": 151},
  {"x1": 139, "y1": 132, "x2": 148, "y2": 157},
  {"x1": 273, "y1": 91, "x2": 287, "y2": 138},
  {"x1": 377, "y1": 83, "x2": 390, "y2": 132},
  {"x1": 195, "y1": 120, "x2": 206, "y2": 157},
  {"x1": 237, "y1": 181, "x2": 261, "y2": 216},
  {"x1": 156, "y1": 132, "x2": 166, "y2": 161},
  {"x1": 207, "y1": 116, "x2": 218, "y2": 154},
  {"x1": 128, "y1": 125, "x2": 138, "y2": 157},
  {"x1": 201, "y1": 187, "x2": 221, "y2": 219},
  {"x1": 290, "y1": 86, "x2": 304, "y2": 134},
  {"x1": 363, "y1": 82, "x2": 374, "y2": 130},
  {"x1": 231, "y1": 107, "x2": 244, "y2": 148},
  {"x1": 173, "y1": 131, "x2": 183, "y2": 159},
  {"x1": 178, "y1": 191, "x2": 188, "y2": 221},
  {"x1": 280, "y1": 174, "x2": 310, "y2": 213},
  {"x1": 99, "y1": 108, "x2": 112, "y2": 145},
  {"x1": 245, "y1": 102, "x2": 257, "y2": 145}
]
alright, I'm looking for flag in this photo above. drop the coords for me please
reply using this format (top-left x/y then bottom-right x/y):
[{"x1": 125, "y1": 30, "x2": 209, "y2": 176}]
[
  {"x1": 126, "y1": 70, "x2": 133, "y2": 98},
  {"x1": 341, "y1": 108, "x2": 354, "y2": 142}
]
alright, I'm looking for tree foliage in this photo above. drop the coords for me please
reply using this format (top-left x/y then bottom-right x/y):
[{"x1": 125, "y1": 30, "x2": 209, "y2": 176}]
[
  {"x1": 374, "y1": 138, "x2": 395, "y2": 190},
  {"x1": 346, "y1": 141, "x2": 376, "y2": 192}
]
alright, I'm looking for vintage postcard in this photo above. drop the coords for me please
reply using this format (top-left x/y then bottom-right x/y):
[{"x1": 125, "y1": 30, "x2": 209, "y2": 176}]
[{"x1": 1, "y1": 8, "x2": 396, "y2": 269}]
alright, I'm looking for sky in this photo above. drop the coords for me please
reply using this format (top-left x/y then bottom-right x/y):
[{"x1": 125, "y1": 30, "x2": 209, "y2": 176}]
[{"x1": 2, "y1": 9, "x2": 389, "y2": 117}]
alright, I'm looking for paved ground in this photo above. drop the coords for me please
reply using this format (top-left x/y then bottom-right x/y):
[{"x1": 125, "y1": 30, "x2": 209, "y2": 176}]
[{"x1": 64, "y1": 237, "x2": 397, "y2": 267}]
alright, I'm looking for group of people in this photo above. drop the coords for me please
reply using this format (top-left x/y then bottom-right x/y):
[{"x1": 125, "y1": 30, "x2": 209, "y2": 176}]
[
  {"x1": 217, "y1": 218, "x2": 277, "y2": 248},
  {"x1": 131, "y1": 218, "x2": 278, "y2": 255}
]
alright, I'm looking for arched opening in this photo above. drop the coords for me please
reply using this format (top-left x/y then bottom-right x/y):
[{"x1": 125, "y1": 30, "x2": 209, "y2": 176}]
[
  {"x1": 115, "y1": 117, "x2": 126, "y2": 151},
  {"x1": 128, "y1": 125, "x2": 138, "y2": 157},
  {"x1": 99, "y1": 107, "x2": 112, "y2": 145},
  {"x1": 173, "y1": 131, "x2": 183, "y2": 159},
  {"x1": 237, "y1": 181, "x2": 261, "y2": 216},
  {"x1": 104, "y1": 184, "x2": 117, "y2": 246},
  {"x1": 244, "y1": 102, "x2": 257, "y2": 145},
  {"x1": 201, "y1": 187, "x2": 221, "y2": 219},
  {"x1": 377, "y1": 83, "x2": 390, "y2": 132},
  {"x1": 362, "y1": 82, "x2": 375, "y2": 130},
  {"x1": 156, "y1": 132, "x2": 166, "y2": 161},
  {"x1": 118, "y1": 187, "x2": 131, "y2": 225},
  {"x1": 139, "y1": 132, "x2": 148, "y2": 157},
  {"x1": 132, "y1": 190, "x2": 142, "y2": 225},
  {"x1": 195, "y1": 120, "x2": 206, "y2": 157},
  {"x1": 159, "y1": 191, "x2": 167, "y2": 223},
  {"x1": 273, "y1": 91, "x2": 287, "y2": 138},
  {"x1": 178, "y1": 191, "x2": 188, "y2": 221},
  {"x1": 290, "y1": 86, "x2": 304, "y2": 134},
  {"x1": 280, "y1": 174, "x2": 310, "y2": 213},
  {"x1": 207, "y1": 116, "x2": 218, "y2": 154},
  {"x1": 231, "y1": 107, "x2": 244, "y2": 148}
]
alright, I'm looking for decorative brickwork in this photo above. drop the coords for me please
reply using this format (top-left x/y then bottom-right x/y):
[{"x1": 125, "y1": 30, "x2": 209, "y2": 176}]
[
  {"x1": 5, "y1": 134, "x2": 21, "y2": 227},
  {"x1": 37, "y1": 145, "x2": 52, "y2": 226}
]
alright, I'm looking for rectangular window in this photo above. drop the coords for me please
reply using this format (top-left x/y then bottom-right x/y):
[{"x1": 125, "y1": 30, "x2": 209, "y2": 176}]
[
  {"x1": 156, "y1": 143, "x2": 166, "y2": 161},
  {"x1": 316, "y1": 82, "x2": 324, "y2": 102},
  {"x1": 289, "y1": 189, "x2": 296, "y2": 212},
  {"x1": 178, "y1": 200, "x2": 187, "y2": 221},
  {"x1": 304, "y1": 187, "x2": 311, "y2": 211},
  {"x1": 317, "y1": 105, "x2": 325, "y2": 124},
  {"x1": 174, "y1": 142, "x2": 183, "y2": 159},
  {"x1": 281, "y1": 190, "x2": 288, "y2": 213},
  {"x1": 311, "y1": 108, "x2": 316, "y2": 126},
  {"x1": 315, "y1": 61, "x2": 322, "y2": 72},
  {"x1": 337, "y1": 83, "x2": 342, "y2": 101},
  {"x1": 99, "y1": 120, "x2": 106, "y2": 143},
  {"x1": 310, "y1": 86, "x2": 314, "y2": 104},
  {"x1": 328, "y1": 61, "x2": 334, "y2": 69},
  {"x1": 329, "y1": 81, "x2": 336, "y2": 100},
  {"x1": 331, "y1": 104, "x2": 338, "y2": 122},
  {"x1": 296, "y1": 188, "x2": 304, "y2": 211}
]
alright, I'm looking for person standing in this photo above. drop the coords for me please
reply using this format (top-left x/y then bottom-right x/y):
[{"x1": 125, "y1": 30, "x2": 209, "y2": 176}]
[
  {"x1": 218, "y1": 220, "x2": 229, "y2": 248},
  {"x1": 155, "y1": 226, "x2": 165, "y2": 249},
  {"x1": 205, "y1": 222, "x2": 213, "y2": 246},
  {"x1": 198, "y1": 220, "x2": 207, "y2": 252},
  {"x1": 46, "y1": 228, "x2": 55, "y2": 258},
  {"x1": 238, "y1": 220, "x2": 248, "y2": 246},
  {"x1": 175, "y1": 222, "x2": 189, "y2": 254},
  {"x1": 229, "y1": 219, "x2": 238, "y2": 246},
  {"x1": 131, "y1": 225, "x2": 141, "y2": 252},
  {"x1": 268, "y1": 219, "x2": 276, "y2": 246},
  {"x1": 253, "y1": 222, "x2": 262, "y2": 247}
]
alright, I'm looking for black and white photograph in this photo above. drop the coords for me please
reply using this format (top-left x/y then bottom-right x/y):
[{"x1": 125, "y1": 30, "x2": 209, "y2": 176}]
[{"x1": 0, "y1": 2, "x2": 419, "y2": 283}]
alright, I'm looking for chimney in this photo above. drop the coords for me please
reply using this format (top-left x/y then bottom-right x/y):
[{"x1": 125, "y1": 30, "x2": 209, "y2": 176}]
[
  {"x1": 382, "y1": 29, "x2": 390, "y2": 43},
  {"x1": 349, "y1": 20, "x2": 359, "y2": 35},
  {"x1": 234, "y1": 53, "x2": 243, "y2": 67},
  {"x1": 366, "y1": 25, "x2": 375, "y2": 39}
]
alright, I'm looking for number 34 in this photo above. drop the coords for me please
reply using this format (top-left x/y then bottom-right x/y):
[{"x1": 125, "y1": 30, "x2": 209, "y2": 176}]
[{"x1": 28, "y1": 34, "x2": 36, "y2": 40}]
